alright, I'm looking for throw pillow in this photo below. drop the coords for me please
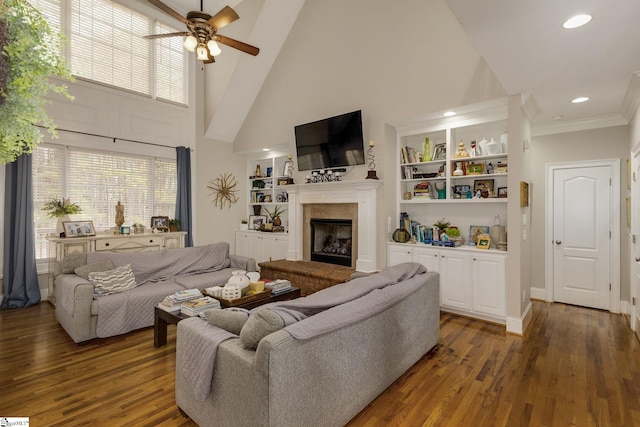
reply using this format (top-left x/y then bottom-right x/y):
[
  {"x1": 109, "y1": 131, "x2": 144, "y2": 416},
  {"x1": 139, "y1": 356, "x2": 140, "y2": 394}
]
[
  {"x1": 239, "y1": 309, "x2": 285, "y2": 350},
  {"x1": 205, "y1": 308, "x2": 250, "y2": 335},
  {"x1": 74, "y1": 260, "x2": 115, "y2": 280},
  {"x1": 57, "y1": 253, "x2": 88, "y2": 274},
  {"x1": 89, "y1": 264, "x2": 137, "y2": 297}
]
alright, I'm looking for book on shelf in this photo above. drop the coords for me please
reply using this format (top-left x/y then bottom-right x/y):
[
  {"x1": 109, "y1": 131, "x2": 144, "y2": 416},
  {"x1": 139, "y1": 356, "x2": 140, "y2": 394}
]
[{"x1": 181, "y1": 296, "x2": 221, "y2": 316}]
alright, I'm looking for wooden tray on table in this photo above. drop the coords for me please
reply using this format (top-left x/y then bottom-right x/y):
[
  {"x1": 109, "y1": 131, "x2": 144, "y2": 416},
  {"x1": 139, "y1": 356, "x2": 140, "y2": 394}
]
[{"x1": 203, "y1": 289, "x2": 272, "y2": 308}]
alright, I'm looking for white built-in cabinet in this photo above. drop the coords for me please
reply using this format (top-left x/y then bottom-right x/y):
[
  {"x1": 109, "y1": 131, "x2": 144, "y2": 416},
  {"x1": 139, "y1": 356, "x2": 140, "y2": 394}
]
[
  {"x1": 389, "y1": 99, "x2": 512, "y2": 324},
  {"x1": 387, "y1": 242, "x2": 506, "y2": 322},
  {"x1": 236, "y1": 231, "x2": 288, "y2": 265}
]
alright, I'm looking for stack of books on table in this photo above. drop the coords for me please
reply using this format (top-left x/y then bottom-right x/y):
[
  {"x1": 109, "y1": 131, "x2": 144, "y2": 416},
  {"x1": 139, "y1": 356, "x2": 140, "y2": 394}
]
[
  {"x1": 267, "y1": 279, "x2": 292, "y2": 295},
  {"x1": 181, "y1": 296, "x2": 221, "y2": 317},
  {"x1": 158, "y1": 289, "x2": 203, "y2": 313}
]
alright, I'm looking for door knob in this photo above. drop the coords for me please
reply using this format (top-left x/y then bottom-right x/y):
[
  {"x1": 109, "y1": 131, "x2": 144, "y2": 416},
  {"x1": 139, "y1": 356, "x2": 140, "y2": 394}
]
[
  {"x1": 636, "y1": 257, "x2": 640, "y2": 262},
  {"x1": 555, "y1": 240, "x2": 562, "y2": 245}
]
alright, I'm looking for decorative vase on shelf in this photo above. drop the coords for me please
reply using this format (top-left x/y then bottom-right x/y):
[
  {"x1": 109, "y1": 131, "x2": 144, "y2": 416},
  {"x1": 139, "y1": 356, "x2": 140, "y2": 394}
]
[
  {"x1": 423, "y1": 137, "x2": 432, "y2": 162},
  {"x1": 273, "y1": 216, "x2": 282, "y2": 227}
]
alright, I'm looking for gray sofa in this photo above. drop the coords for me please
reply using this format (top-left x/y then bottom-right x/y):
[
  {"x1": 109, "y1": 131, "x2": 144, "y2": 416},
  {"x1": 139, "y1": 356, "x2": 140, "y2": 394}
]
[
  {"x1": 54, "y1": 242, "x2": 256, "y2": 343},
  {"x1": 175, "y1": 262, "x2": 440, "y2": 427}
]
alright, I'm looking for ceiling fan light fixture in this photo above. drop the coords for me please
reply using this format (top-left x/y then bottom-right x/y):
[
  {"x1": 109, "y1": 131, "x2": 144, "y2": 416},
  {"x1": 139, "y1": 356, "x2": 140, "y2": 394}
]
[
  {"x1": 563, "y1": 14, "x2": 592, "y2": 29},
  {"x1": 183, "y1": 35, "x2": 198, "y2": 52},
  {"x1": 207, "y1": 39, "x2": 222, "y2": 56},
  {"x1": 196, "y1": 44, "x2": 209, "y2": 60}
]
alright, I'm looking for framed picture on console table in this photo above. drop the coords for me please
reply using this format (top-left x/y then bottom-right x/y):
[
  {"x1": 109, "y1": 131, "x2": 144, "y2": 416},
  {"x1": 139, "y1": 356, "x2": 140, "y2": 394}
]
[
  {"x1": 151, "y1": 216, "x2": 169, "y2": 231},
  {"x1": 63, "y1": 220, "x2": 96, "y2": 237}
]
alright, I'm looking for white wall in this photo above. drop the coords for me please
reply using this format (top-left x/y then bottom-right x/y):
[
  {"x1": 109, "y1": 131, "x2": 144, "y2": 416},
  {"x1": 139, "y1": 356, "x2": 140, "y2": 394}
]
[
  {"x1": 229, "y1": 0, "x2": 507, "y2": 267},
  {"x1": 530, "y1": 125, "x2": 630, "y2": 302}
]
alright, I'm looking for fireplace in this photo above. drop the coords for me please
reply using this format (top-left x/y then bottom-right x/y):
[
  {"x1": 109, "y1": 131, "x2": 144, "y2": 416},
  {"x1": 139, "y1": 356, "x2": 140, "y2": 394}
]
[
  {"x1": 310, "y1": 218, "x2": 353, "y2": 266},
  {"x1": 286, "y1": 180, "x2": 381, "y2": 272}
]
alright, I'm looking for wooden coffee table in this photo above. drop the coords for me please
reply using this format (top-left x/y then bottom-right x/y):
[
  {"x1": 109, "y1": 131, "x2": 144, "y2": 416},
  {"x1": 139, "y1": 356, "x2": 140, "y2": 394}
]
[{"x1": 154, "y1": 286, "x2": 301, "y2": 347}]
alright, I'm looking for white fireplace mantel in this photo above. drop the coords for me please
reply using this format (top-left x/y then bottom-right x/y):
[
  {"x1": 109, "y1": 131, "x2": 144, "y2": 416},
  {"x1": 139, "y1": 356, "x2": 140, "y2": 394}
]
[{"x1": 286, "y1": 179, "x2": 382, "y2": 272}]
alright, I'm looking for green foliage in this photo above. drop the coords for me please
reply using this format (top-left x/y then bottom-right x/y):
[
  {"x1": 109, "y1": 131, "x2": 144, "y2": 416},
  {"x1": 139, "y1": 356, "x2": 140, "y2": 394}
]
[
  {"x1": 41, "y1": 198, "x2": 82, "y2": 218},
  {"x1": 264, "y1": 205, "x2": 287, "y2": 221},
  {"x1": 0, "y1": 0, "x2": 74, "y2": 163},
  {"x1": 433, "y1": 217, "x2": 450, "y2": 231},
  {"x1": 445, "y1": 227, "x2": 461, "y2": 237},
  {"x1": 169, "y1": 218, "x2": 181, "y2": 231}
]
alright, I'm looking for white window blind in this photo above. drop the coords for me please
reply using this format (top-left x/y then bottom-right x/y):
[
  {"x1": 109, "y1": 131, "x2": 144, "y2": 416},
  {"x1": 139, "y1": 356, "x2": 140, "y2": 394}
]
[
  {"x1": 31, "y1": 0, "x2": 187, "y2": 104},
  {"x1": 69, "y1": 0, "x2": 151, "y2": 95},
  {"x1": 155, "y1": 21, "x2": 187, "y2": 104},
  {"x1": 33, "y1": 144, "x2": 177, "y2": 260}
]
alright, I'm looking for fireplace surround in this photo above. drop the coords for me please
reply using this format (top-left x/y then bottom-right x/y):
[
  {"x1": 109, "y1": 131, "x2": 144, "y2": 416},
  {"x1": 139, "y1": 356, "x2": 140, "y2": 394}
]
[{"x1": 286, "y1": 180, "x2": 381, "y2": 272}]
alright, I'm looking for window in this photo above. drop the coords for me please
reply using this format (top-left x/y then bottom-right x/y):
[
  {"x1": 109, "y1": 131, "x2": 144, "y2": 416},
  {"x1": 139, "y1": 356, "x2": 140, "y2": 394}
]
[
  {"x1": 32, "y1": 0, "x2": 187, "y2": 105},
  {"x1": 33, "y1": 144, "x2": 177, "y2": 260}
]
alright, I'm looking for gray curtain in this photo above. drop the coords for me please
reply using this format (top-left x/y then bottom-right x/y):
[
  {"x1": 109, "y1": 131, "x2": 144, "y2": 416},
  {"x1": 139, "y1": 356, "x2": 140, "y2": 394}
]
[
  {"x1": 2, "y1": 153, "x2": 40, "y2": 308},
  {"x1": 175, "y1": 146, "x2": 193, "y2": 247}
]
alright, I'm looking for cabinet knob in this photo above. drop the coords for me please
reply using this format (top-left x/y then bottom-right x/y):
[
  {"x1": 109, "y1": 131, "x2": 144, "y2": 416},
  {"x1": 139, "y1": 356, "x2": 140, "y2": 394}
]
[
  {"x1": 636, "y1": 257, "x2": 640, "y2": 262},
  {"x1": 555, "y1": 240, "x2": 562, "y2": 245},
  {"x1": 105, "y1": 243, "x2": 110, "y2": 247},
  {"x1": 149, "y1": 239, "x2": 154, "y2": 243}
]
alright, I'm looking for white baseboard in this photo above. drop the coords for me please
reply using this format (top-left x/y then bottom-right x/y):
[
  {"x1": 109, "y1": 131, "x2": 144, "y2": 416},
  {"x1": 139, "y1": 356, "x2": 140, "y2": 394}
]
[
  {"x1": 506, "y1": 300, "x2": 533, "y2": 335},
  {"x1": 530, "y1": 287, "x2": 546, "y2": 301}
]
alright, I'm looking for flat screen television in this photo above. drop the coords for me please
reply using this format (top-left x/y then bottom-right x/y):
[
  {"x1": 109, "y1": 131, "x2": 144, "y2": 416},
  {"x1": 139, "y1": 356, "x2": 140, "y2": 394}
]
[{"x1": 294, "y1": 110, "x2": 365, "y2": 171}]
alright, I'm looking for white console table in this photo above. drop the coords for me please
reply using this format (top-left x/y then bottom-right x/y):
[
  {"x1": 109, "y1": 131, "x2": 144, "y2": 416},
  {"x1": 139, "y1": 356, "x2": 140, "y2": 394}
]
[{"x1": 46, "y1": 231, "x2": 186, "y2": 305}]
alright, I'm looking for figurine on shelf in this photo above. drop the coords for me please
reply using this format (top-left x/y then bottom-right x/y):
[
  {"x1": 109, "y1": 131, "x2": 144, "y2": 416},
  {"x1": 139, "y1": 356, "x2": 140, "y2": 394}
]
[
  {"x1": 454, "y1": 140, "x2": 469, "y2": 158},
  {"x1": 470, "y1": 140, "x2": 478, "y2": 157}
]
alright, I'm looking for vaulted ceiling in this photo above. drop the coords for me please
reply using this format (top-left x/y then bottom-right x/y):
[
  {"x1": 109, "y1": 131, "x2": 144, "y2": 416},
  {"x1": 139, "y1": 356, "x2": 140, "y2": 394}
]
[{"x1": 160, "y1": 0, "x2": 640, "y2": 140}]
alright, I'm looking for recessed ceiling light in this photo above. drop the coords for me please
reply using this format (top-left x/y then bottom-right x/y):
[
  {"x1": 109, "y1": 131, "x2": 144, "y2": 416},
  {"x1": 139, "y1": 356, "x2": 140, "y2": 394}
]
[
  {"x1": 552, "y1": 115, "x2": 564, "y2": 121},
  {"x1": 571, "y1": 97, "x2": 590, "y2": 103},
  {"x1": 563, "y1": 14, "x2": 592, "y2": 29},
  {"x1": 443, "y1": 111, "x2": 456, "y2": 117},
  {"x1": 262, "y1": 148, "x2": 270, "y2": 151}
]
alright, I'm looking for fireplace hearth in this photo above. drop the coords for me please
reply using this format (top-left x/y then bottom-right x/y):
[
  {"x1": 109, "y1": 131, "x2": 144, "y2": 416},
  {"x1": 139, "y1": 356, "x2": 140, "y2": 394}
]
[{"x1": 310, "y1": 218, "x2": 352, "y2": 267}]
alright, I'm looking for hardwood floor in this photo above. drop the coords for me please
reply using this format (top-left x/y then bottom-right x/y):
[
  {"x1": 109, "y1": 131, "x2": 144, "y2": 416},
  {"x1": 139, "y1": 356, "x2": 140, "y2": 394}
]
[{"x1": 1, "y1": 301, "x2": 638, "y2": 426}]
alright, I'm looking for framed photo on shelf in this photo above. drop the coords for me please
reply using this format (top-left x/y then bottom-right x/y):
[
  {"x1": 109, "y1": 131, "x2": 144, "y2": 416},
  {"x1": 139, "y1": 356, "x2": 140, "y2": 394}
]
[
  {"x1": 474, "y1": 179, "x2": 494, "y2": 194},
  {"x1": 497, "y1": 187, "x2": 508, "y2": 198},
  {"x1": 476, "y1": 234, "x2": 491, "y2": 249},
  {"x1": 151, "y1": 216, "x2": 169, "y2": 231},
  {"x1": 432, "y1": 143, "x2": 447, "y2": 160},
  {"x1": 453, "y1": 185, "x2": 471, "y2": 197},
  {"x1": 469, "y1": 225, "x2": 490, "y2": 245},
  {"x1": 249, "y1": 215, "x2": 267, "y2": 230},
  {"x1": 467, "y1": 163, "x2": 485, "y2": 175},
  {"x1": 63, "y1": 220, "x2": 96, "y2": 237}
]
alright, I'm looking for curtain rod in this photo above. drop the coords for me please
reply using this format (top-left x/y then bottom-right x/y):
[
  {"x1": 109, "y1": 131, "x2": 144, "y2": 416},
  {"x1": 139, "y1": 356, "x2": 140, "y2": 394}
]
[{"x1": 36, "y1": 125, "x2": 184, "y2": 150}]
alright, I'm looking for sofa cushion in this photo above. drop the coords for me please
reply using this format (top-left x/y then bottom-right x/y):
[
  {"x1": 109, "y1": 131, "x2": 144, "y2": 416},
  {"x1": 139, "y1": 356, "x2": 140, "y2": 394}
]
[
  {"x1": 239, "y1": 309, "x2": 285, "y2": 349},
  {"x1": 57, "y1": 253, "x2": 88, "y2": 274},
  {"x1": 74, "y1": 260, "x2": 115, "y2": 280},
  {"x1": 89, "y1": 264, "x2": 137, "y2": 297},
  {"x1": 205, "y1": 308, "x2": 250, "y2": 335}
]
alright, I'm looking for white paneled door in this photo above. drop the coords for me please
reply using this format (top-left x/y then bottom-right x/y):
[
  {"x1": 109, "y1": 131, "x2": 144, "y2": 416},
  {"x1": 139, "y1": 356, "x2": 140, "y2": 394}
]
[{"x1": 551, "y1": 164, "x2": 611, "y2": 310}]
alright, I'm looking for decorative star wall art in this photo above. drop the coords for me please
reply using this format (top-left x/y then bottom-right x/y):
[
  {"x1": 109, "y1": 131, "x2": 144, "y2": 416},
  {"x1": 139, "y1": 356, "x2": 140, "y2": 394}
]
[{"x1": 208, "y1": 173, "x2": 239, "y2": 209}]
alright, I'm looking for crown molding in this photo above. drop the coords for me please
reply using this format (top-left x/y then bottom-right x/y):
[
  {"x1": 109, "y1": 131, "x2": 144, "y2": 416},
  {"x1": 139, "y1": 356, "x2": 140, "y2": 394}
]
[{"x1": 532, "y1": 114, "x2": 628, "y2": 137}]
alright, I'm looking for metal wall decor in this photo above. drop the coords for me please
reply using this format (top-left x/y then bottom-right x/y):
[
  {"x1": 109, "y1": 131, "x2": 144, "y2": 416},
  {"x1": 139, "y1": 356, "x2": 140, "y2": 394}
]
[{"x1": 208, "y1": 172, "x2": 239, "y2": 209}]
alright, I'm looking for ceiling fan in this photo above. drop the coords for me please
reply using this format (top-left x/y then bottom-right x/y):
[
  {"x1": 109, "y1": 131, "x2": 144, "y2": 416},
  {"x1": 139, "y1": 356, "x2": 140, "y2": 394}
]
[{"x1": 144, "y1": 0, "x2": 259, "y2": 64}]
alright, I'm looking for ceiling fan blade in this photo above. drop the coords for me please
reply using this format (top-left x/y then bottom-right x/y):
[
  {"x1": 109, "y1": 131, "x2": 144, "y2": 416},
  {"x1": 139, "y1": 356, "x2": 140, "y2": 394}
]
[
  {"x1": 144, "y1": 32, "x2": 190, "y2": 39},
  {"x1": 216, "y1": 35, "x2": 260, "y2": 56},
  {"x1": 148, "y1": 0, "x2": 189, "y2": 25},
  {"x1": 207, "y1": 6, "x2": 239, "y2": 30}
]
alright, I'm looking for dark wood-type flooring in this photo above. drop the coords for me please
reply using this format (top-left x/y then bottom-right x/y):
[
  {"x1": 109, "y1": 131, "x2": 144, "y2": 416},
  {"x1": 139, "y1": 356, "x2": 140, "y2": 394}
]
[{"x1": 1, "y1": 301, "x2": 638, "y2": 426}]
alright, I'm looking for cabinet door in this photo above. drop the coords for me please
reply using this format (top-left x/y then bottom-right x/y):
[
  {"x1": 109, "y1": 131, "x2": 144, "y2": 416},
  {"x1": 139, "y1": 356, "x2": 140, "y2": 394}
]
[
  {"x1": 471, "y1": 252, "x2": 506, "y2": 317},
  {"x1": 440, "y1": 251, "x2": 471, "y2": 310},
  {"x1": 235, "y1": 232, "x2": 248, "y2": 257},
  {"x1": 413, "y1": 246, "x2": 440, "y2": 273},
  {"x1": 387, "y1": 244, "x2": 413, "y2": 266},
  {"x1": 246, "y1": 233, "x2": 263, "y2": 264},
  {"x1": 164, "y1": 233, "x2": 185, "y2": 249},
  {"x1": 273, "y1": 235, "x2": 288, "y2": 261}
]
